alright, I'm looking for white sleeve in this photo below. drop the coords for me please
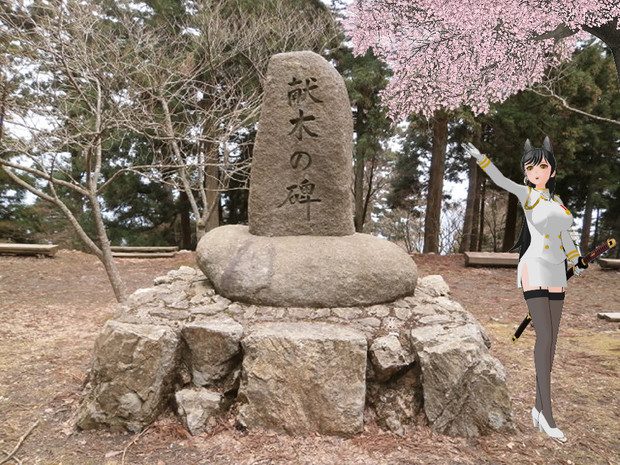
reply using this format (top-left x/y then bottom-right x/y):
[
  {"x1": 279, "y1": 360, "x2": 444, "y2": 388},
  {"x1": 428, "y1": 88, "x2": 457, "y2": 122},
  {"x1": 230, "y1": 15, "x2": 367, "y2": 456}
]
[
  {"x1": 562, "y1": 231, "x2": 580, "y2": 265},
  {"x1": 556, "y1": 197, "x2": 580, "y2": 265},
  {"x1": 476, "y1": 155, "x2": 529, "y2": 205}
]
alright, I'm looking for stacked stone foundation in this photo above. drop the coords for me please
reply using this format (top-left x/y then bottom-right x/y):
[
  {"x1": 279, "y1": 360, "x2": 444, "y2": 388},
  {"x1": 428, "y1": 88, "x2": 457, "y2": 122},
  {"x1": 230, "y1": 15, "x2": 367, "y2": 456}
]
[{"x1": 76, "y1": 267, "x2": 513, "y2": 438}]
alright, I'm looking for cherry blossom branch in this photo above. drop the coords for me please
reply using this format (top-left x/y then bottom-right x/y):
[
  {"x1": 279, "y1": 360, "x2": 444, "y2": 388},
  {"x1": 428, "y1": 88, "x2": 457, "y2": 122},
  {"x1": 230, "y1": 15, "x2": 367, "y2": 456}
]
[{"x1": 345, "y1": 0, "x2": 620, "y2": 120}]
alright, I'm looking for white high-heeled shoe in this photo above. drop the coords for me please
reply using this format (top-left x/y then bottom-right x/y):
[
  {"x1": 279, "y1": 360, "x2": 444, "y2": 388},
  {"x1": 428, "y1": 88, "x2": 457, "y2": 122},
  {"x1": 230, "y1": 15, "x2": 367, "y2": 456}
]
[
  {"x1": 538, "y1": 412, "x2": 567, "y2": 443},
  {"x1": 531, "y1": 406, "x2": 540, "y2": 427}
]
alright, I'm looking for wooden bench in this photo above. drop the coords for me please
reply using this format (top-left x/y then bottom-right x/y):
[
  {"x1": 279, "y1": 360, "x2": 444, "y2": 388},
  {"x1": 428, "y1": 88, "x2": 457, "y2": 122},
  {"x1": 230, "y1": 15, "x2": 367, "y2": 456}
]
[
  {"x1": 110, "y1": 246, "x2": 179, "y2": 258},
  {"x1": 598, "y1": 258, "x2": 620, "y2": 270},
  {"x1": 464, "y1": 251, "x2": 519, "y2": 267},
  {"x1": 597, "y1": 313, "x2": 620, "y2": 322},
  {"x1": 0, "y1": 243, "x2": 59, "y2": 257}
]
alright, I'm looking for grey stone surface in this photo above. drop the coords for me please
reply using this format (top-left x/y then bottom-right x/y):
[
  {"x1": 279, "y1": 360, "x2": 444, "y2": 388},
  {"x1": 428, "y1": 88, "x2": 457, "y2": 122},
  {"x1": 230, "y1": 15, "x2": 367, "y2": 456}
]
[
  {"x1": 175, "y1": 388, "x2": 225, "y2": 435},
  {"x1": 196, "y1": 225, "x2": 417, "y2": 307},
  {"x1": 369, "y1": 334, "x2": 414, "y2": 382},
  {"x1": 75, "y1": 321, "x2": 180, "y2": 433},
  {"x1": 248, "y1": 51, "x2": 354, "y2": 237},
  {"x1": 410, "y1": 322, "x2": 513, "y2": 437},
  {"x1": 367, "y1": 367, "x2": 423, "y2": 436},
  {"x1": 416, "y1": 274, "x2": 451, "y2": 297},
  {"x1": 181, "y1": 317, "x2": 243, "y2": 391},
  {"x1": 237, "y1": 322, "x2": 367, "y2": 436}
]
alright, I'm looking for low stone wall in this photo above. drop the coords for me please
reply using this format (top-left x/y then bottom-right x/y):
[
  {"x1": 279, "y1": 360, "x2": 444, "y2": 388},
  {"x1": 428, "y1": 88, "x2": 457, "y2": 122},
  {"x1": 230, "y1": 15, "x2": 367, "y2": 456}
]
[{"x1": 76, "y1": 267, "x2": 513, "y2": 438}]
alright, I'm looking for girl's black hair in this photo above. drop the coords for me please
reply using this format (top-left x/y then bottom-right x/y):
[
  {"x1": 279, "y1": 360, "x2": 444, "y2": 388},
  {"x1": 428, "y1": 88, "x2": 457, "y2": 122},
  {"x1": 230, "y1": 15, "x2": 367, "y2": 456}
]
[{"x1": 508, "y1": 137, "x2": 556, "y2": 259}]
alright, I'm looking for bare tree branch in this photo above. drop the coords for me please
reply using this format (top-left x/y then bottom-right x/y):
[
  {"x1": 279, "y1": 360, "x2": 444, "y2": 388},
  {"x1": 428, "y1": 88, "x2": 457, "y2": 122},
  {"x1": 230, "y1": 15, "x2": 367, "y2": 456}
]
[
  {"x1": 530, "y1": 85, "x2": 620, "y2": 127},
  {"x1": 1, "y1": 0, "x2": 340, "y2": 298}
]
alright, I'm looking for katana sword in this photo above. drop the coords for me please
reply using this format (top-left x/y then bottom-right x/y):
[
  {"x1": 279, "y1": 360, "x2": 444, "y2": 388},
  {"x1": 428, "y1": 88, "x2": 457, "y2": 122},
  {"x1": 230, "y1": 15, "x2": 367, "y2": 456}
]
[{"x1": 512, "y1": 238, "x2": 616, "y2": 343}]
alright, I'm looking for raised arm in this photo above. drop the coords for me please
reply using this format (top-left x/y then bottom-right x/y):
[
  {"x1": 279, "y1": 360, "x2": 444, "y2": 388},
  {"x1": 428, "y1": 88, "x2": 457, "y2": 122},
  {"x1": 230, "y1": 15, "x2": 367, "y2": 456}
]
[{"x1": 463, "y1": 143, "x2": 529, "y2": 205}]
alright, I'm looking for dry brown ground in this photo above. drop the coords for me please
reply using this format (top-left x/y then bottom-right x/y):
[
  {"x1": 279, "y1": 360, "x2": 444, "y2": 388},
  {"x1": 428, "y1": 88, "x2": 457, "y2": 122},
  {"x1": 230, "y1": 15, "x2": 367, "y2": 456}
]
[{"x1": 0, "y1": 250, "x2": 618, "y2": 465}]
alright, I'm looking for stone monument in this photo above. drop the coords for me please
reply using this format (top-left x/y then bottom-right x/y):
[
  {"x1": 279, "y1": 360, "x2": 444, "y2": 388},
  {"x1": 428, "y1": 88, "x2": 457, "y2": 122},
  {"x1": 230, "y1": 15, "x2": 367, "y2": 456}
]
[
  {"x1": 248, "y1": 51, "x2": 354, "y2": 237},
  {"x1": 197, "y1": 51, "x2": 417, "y2": 308},
  {"x1": 75, "y1": 51, "x2": 513, "y2": 439}
]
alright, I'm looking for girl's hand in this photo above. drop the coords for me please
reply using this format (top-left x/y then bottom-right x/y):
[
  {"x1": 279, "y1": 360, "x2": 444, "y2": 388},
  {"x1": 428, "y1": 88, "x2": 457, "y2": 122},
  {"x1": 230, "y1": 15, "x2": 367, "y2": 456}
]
[
  {"x1": 463, "y1": 142, "x2": 485, "y2": 163},
  {"x1": 573, "y1": 256, "x2": 588, "y2": 277}
]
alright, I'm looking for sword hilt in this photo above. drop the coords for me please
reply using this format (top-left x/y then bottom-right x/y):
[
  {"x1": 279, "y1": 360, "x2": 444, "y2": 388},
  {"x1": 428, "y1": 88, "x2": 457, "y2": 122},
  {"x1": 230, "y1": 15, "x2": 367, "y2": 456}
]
[{"x1": 584, "y1": 238, "x2": 616, "y2": 266}]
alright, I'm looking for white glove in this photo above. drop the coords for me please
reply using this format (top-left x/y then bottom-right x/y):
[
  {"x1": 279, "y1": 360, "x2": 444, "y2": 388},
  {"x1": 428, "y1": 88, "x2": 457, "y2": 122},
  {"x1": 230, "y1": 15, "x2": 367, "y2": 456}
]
[
  {"x1": 571, "y1": 256, "x2": 587, "y2": 277},
  {"x1": 463, "y1": 142, "x2": 485, "y2": 164}
]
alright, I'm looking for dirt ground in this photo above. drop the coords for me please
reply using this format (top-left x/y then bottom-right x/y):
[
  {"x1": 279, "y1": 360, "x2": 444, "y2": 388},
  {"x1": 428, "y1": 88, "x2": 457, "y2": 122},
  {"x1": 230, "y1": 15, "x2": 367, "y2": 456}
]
[{"x1": 0, "y1": 250, "x2": 618, "y2": 465}]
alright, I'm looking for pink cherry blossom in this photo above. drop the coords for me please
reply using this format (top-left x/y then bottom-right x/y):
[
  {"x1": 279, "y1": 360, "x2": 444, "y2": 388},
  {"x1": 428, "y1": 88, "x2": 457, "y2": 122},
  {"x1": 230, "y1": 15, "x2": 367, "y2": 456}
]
[{"x1": 345, "y1": 0, "x2": 620, "y2": 120}]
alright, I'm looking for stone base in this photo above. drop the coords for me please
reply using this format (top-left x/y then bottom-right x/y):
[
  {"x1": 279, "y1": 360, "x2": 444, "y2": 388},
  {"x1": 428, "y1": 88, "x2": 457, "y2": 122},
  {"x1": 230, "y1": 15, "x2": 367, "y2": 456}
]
[
  {"x1": 238, "y1": 322, "x2": 367, "y2": 436},
  {"x1": 75, "y1": 267, "x2": 514, "y2": 438},
  {"x1": 196, "y1": 225, "x2": 418, "y2": 307}
]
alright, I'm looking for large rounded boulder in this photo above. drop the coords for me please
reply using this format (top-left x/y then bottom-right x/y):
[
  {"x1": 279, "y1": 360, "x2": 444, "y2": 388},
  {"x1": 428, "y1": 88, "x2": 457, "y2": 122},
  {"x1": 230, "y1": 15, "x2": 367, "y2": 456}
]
[{"x1": 196, "y1": 225, "x2": 417, "y2": 308}]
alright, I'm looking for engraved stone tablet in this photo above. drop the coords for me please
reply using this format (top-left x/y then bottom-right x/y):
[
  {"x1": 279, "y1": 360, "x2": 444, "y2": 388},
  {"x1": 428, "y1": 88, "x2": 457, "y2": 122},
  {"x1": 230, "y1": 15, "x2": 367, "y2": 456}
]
[{"x1": 248, "y1": 51, "x2": 355, "y2": 236}]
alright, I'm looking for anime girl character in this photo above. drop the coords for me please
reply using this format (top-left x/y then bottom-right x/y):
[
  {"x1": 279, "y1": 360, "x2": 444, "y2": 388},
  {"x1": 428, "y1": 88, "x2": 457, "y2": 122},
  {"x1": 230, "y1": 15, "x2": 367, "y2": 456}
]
[{"x1": 463, "y1": 137, "x2": 587, "y2": 443}]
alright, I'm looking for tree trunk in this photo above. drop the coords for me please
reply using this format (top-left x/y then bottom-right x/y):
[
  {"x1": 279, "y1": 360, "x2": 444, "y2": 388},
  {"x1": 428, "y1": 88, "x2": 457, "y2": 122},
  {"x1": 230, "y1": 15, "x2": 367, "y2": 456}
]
[
  {"x1": 423, "y1": 109, "x2": 448, "y2": 253},
  {"x1": 89, "y1": 195, "x2": 127, "y2": 303},
  {"x1": 179, "y1": 190, "x2": 192, "y2": 250},
  {"x1": 205, "y1": 146, "x2": 220, "y2": 232},
  {"x1": 99, "y1": 243, "x2": 127, "y2": 303},
  {"x1": 354, "y1": 153, "x2": 365, "y2": 232},
  {"x1": 353, "y1": 103, "x2": 365, "y2": 233},
  {"x1": 477, "y1": 178, "x2": 486, "y2": 251},
  {"x1": 460, "y1": 125, "x2": 481, "y2": 253},
  {"x1": 593, "y1": 208, "x2": 600, "y2": 248},
  {"x1": 580, "y1": 188, "x2": 593, "y2": 252},
  {"x1": 470, "y1": 167, "x2": 482, "y2": 251},
  {"x1": 502, "y1": 192, "x2": 519, "y2": 252},
  {"x1": 362, "y1": 153, "x2": 377, "y2": 230},
  {"x1": 459, "y1": 156, "x2": 478, "y2": 252}
]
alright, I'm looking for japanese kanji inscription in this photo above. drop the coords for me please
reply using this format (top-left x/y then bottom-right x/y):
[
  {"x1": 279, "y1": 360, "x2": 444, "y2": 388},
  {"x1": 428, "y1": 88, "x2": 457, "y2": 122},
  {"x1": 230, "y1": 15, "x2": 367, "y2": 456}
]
[{"x1": 248, "y1": 51, "x2": 354, "y2": 236}]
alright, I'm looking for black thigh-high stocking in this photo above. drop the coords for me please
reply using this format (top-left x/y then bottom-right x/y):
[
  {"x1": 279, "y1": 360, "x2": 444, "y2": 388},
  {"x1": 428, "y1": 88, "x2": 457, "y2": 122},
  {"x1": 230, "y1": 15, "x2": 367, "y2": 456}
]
[
  {"x1": 549, "y1": 292, "x2": 565, "y2": 371},
  {"x1": 524, "y1": 289, "x2": 556, "y2": 428}
]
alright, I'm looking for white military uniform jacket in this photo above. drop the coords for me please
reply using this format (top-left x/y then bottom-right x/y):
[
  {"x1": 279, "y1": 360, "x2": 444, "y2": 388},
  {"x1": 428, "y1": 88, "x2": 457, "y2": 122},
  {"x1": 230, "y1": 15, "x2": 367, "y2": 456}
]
[{"x1": 477, "y1": 155, "x2": 580, "y2": 288}]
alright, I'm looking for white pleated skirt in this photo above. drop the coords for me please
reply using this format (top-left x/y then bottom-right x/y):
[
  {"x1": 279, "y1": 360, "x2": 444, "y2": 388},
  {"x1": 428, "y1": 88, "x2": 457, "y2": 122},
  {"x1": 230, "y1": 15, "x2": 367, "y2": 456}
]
[{"x1": 517, "y1": 257, "x2": 568, "y2": 288}]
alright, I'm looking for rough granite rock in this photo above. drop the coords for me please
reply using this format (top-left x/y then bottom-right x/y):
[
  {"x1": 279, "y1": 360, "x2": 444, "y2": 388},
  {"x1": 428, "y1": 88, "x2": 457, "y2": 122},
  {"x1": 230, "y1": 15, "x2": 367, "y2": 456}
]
[
  {"x1": 248, "y1": 51, "x2": 355, "y2": 237},
  {"x1": 410, "y1": 322, "x2": 513, "y2": 437},
  {"x1": 366, "y1": 366, "x2": 424, "y2": 436},
  {"x1": 369, "y1": 334, "x2": 414, "y2": 383},
  {"x1": 416, "y1": 274, "x2": 451, "y2": 297},
  {"x1": 75, "y1": 321, "x2": 181, "y2": 433},
  {"x1": 237, "y1": 322, "x2": 367, "y2": 436},
  {"x1": 175, "y1": 388, "x2": 226, "y2": 435},
  {"x1": 196, "y1": 225, "x2": 417, "y2": 307},
  {"x1": 181, "y1": 317, "x2": 243, "y2": 392}
]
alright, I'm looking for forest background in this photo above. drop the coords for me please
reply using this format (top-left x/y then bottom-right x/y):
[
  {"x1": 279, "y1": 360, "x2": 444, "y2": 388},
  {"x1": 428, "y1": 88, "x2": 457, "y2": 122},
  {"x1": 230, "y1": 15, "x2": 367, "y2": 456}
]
[{"x1": 1, "y1": 0, "x2": 619, "y2": 303}]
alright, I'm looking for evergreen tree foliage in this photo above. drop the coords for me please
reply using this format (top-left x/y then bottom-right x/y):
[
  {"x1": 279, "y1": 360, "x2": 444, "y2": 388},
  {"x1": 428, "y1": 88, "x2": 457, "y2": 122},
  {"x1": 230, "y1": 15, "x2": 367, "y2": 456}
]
[{"x1": 331, "y1": 46, "x2": 393, "y2": 231}]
